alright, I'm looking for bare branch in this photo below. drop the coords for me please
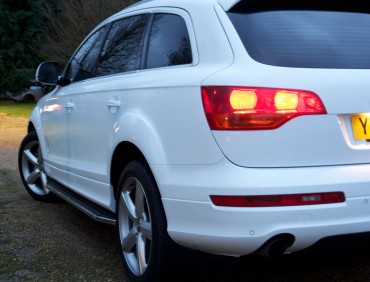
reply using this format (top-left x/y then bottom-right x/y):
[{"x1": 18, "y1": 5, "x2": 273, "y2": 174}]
[{"x1": 40, "y1": 0, "x2": 137, "y2": 65}]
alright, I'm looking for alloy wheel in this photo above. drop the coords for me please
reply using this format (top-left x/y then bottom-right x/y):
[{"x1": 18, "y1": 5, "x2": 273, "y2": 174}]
[
  {"x1": 118, "y1": 176, "x2": 153, "y2": 276},
  {"x1": 20, "y1": 139, "x2": 49, "y2": 196}
]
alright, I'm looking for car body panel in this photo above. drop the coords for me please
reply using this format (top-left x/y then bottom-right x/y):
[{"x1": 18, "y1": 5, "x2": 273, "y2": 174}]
[
  {"x1": 202, "y1": 3, "x2": 370, "y2": 168},
  {"x1": 39, "y1": 91, "x2": 75, "y2": 173},
  {"x1": 204, "y1": 65, "x2": 370, "y2": 168},
  {"x1": 154, "y1": 159, "x2": 370, "y2": 255},
  {"x1": 31, "y1": 4, "x2": 233, "y2": 209},
  {"x1": 218, "y1": 0, "x2": 241, "y2": 11}
]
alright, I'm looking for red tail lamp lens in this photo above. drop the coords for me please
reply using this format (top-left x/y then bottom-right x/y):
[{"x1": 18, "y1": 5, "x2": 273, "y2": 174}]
[
  {"x1": 201, "y1": 86, "x2": 326, "y2": 130},
  {"x1": 210, "y1": 192, "x2": 345, "y2": 207}
]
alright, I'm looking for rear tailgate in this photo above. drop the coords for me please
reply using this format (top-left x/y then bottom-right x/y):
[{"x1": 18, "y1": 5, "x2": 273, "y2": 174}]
[{"x1": 203, "y1": 1, "x2": 370, "y2": 168}]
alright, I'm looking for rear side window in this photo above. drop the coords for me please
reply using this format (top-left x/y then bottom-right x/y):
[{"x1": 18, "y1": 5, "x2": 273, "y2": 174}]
[
  {"x1": 228, "y1": 4, "x2": 370, "y2": 68},
  {"x1": 95, "y1": 15, "x2": 147, "y2": 76},
  {"x1": 146, "y1": 14, "x2": 192, "y2": 69}
]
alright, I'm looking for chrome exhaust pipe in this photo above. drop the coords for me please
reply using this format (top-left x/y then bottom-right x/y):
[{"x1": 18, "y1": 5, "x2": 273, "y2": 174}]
[{"x1": 256, "y1": 234, "x2": 295, "y2": 257}]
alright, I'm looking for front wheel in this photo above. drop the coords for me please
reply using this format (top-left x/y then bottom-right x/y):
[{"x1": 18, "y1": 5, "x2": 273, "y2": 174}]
[
  {"x1": 18, "y1": 131, "x2": 56, "y2": 202},
  {"x1": 117, "y1": 161, "x2": 172, "y2": 282}
]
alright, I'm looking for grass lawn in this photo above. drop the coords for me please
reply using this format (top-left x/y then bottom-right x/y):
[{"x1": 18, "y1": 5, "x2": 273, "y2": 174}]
[{"x1": 0, "y1": 101, "x2": 35, "y2": 119}]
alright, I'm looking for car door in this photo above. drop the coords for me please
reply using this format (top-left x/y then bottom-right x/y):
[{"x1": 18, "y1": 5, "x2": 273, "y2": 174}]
[
  {"x1": 70, "y1": 14, "x2": 148, "y2": 208},
  {"x1": 40, "y1": 89, "x2": 74, "y2": 180},
  {"x1": 41, "y1": 26, "x2": 108, "y2": 188}
]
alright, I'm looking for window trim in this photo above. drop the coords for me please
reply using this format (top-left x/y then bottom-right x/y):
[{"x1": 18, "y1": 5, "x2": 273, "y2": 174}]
[
  {"x1": 62, "y1": 25, "x2": 111, "y2": 85},
  {"x1": 139, "y1": 8, "x2": 199, "y2": 70},
  {"x1": 142, "y1": 13, "x2": 193, "y2": 69},
  {"x1": 139, "y1": 14, "x2": 154, "y2": 70},
  {"x1": 61, "y1": 7, "x2": 198, "y2": 85},
  {"x1": 94, "y1": 13, "x2": 150, "y2": 77}
]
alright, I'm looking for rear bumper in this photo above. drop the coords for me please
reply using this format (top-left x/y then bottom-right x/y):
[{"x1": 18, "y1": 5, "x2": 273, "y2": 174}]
[{"x1": 153, "y1": 160, "x2": 370, "y2": 256}]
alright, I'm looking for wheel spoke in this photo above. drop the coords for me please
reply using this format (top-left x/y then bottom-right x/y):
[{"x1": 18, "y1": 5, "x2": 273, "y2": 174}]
[
  {"x1": 122, "y1": 226, "x2": 138, "y2": 252},
  {"x1": 120, "y1": 192, "x2": 137, "y2": 222},
  {"x1": 140, "y1": 221, "x2": 152, "y2": 241},
  {"x1": 135, "y1": 182, "x2": 145, "y2": 218},
  {"x1": 40, "y1": 171, "x2": 48, "y2": 191},
  {"x1": 26, "y1": 169, "x2": 40, "y2": 185},
  {"x1": 24, "y1": 149, "x2": 38, "y2": 166},
  {"x1": 136, "y1": 233, "x2": 147, "y2": 275}
]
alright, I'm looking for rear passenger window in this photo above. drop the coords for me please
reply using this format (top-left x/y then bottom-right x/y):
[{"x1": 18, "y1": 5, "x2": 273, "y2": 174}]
[
  {"x1": 146, "y1": 14, "x2": 192, "y2": 69},
  {"x1": 95, "y1": 15, "x2": 147, "y2": 76}
]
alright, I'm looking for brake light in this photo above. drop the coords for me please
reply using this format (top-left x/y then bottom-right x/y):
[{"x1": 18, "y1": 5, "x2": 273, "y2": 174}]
[
  {"x1": 210, "y1": 192, "x2": 345, "y2": 207},
  {"x1": 201, "y1": 86, "x2": 326, "y2": 130}
]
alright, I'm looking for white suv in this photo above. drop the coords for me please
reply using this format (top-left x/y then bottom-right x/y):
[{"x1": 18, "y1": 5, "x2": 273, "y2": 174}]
[{"x1": 18, "y1": 0, "x2": 370, "y2": 281}]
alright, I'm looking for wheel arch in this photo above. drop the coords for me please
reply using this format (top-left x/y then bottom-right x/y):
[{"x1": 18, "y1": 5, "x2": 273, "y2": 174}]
[
  {"x1": 110, "y1": 141, "x2": 156, "y2": 200},
  {"x1": 23, "y1": 93, "x2": 35, "y2": 102},
  {"x1": 27, "y1": 121, "x2": 36, "y2": 133},
  {"x1": 109, "y1": 110, "x2": 169, "y2": 199}
]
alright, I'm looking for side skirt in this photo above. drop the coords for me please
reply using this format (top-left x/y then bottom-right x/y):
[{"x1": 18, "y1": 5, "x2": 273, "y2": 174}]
[{"x1": 47, "y1": 179, "x2": 116, "y2": 225}]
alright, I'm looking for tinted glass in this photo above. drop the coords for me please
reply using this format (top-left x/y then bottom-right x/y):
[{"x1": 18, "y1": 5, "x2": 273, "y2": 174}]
[
  {"x1": 95, "y1": 15, "x2": 147, "y2": 76},
  {"x1": 146, "y1": 14, "x2": 192, "y2": 69},
  {"x1": 229, "y1": 10, "x2": 370, "y2": 68},
  {"x1": 68, "y1": 27, "x2": 106, "y2": 82}
]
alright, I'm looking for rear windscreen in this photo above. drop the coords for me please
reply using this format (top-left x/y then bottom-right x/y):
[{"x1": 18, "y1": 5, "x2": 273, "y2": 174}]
[{"x1": 228, "y1": 6, "x2": 370, "y2": 68}]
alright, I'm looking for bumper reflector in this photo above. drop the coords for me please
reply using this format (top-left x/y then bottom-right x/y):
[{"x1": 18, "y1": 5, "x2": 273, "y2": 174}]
[{"x1": 210, "y1": 192, "x2": 345, "y2": 207}]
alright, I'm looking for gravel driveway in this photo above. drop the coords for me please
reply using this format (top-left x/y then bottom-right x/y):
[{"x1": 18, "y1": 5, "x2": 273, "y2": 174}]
[
  {"x1": 3, "y1": 113, "x2": 370, "y2": 282},
  {"x1": 0, "y1": 114, "x2": 126, "y2": 281}
]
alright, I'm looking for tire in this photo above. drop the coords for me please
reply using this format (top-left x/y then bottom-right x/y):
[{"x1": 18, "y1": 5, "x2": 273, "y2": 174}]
[
  {"x1": 116, "y1": 161, "x2": 172, "y2": 282},
  {"x1": 18, "y1": 131, "x2": 56, "y2": 202},
  {"x1": 23, "y1": 94, "x2": 35, "y2": 103}
]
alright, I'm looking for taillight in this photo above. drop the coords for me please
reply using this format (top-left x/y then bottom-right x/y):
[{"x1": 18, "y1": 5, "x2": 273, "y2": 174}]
[
  {"x1": 210, "y1": 192, "x2": 345, "y2": 207},
  {"x1": 201, "y1": 86, "x2": 327, "y2": 130}
]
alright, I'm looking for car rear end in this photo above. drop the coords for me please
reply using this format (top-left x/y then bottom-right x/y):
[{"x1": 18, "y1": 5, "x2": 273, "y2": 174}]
[{"x1": 162, "y1": 0, "x2": 370, "y2": 256}]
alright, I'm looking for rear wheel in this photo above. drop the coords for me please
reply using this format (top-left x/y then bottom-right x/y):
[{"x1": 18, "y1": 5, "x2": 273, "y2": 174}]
[
  {"x1": 117, "y1": 161, "x2": 171, "y2": 282},
  {"x1": 18, "y1": 131, "x2": 56, "y2": 202}
]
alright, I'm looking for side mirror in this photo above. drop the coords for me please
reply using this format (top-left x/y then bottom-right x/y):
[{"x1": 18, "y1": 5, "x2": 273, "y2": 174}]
[{"x1": 35, "y1": 61, "x2": 59, "y2": 86}]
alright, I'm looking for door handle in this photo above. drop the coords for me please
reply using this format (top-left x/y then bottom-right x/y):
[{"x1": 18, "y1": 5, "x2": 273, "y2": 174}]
[
  {"x1": 64, "y1": 102, "x2": 74, "y2": 114},
  {"x1": 106, "y1": 100, "x2": 121, "y2": 108},
  {"x1": 64, "y1": 102, "x2": 74, "y2": 109},
  {"x1": 107, "y1": 98, "x2": 121, "y2": 114}
]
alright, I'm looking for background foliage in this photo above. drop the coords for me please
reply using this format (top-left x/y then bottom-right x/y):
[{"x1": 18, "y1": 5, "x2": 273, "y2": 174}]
[
  {"x1": 0, "y1": 0, "x2": 46, "y2": 93},
  {"x1": 0, "y1": 0, "x2": 136, "y2": 94}
]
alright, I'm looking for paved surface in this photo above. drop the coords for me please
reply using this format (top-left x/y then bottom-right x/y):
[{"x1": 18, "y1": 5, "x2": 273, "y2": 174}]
[{"x1": 1, "y1": 113, "x2": 370, "y2": 281}]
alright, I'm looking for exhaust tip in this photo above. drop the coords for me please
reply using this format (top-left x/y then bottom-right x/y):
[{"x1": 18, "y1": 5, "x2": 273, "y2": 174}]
[{"x1": 255, "y1": 234, "x2": 295, "y2": 257}]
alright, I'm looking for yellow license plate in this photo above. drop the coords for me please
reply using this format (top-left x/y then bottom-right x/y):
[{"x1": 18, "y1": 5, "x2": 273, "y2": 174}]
[{"x1": 352, "y1": 114, "x2": 370, "y2": 140}]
